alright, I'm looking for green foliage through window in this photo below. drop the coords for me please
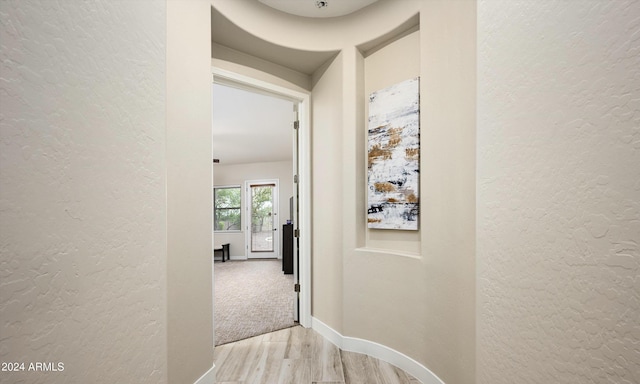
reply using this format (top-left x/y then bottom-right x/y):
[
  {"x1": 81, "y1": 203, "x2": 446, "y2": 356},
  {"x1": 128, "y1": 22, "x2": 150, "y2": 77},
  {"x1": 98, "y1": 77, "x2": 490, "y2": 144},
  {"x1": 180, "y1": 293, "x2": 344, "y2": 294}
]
[
  {"x1": 214, "y1": 186, "x2": 241, "y2": 231},
  {"x1": 250, "y1": 185, "x2": 274, "y2": 232}
]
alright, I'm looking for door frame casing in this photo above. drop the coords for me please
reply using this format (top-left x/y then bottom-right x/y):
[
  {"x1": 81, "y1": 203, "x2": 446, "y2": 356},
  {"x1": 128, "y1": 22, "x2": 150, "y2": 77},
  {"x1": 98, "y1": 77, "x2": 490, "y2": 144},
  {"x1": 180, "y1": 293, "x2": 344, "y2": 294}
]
[{"x1": 211, "y1": 67, "x2": 312, "y2": 328}]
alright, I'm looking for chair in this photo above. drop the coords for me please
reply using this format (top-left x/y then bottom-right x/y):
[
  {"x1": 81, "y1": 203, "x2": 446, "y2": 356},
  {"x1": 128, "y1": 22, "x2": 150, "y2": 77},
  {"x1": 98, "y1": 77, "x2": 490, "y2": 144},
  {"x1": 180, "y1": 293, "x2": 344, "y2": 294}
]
[{"x1": 214, "y1": 243, "x2": 230, "y2": 262}]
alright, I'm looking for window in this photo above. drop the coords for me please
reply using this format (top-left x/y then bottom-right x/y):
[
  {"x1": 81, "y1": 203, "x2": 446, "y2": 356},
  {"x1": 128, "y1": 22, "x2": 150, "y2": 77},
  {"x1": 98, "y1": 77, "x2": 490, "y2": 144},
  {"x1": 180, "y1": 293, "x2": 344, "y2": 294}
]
[{"x1": 214, "y1": 186, "x2": 241, "y2": 231}]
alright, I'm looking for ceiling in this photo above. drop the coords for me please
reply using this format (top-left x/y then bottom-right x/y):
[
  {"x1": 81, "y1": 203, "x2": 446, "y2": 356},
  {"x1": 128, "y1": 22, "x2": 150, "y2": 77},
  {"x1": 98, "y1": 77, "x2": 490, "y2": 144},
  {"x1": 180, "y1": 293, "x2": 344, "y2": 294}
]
[
  {"x1": 212, "y1": 83, "x2": 294, "y2": 166},
  {"x1": 211, "y1": 0, "x2": 382, "y2": 166},
  {"x1": 210, "y1": 6, "x2": 338, "y2": 75},
  {"x1": 258, "y1": 0, "x2": 379, "y2": 18}
]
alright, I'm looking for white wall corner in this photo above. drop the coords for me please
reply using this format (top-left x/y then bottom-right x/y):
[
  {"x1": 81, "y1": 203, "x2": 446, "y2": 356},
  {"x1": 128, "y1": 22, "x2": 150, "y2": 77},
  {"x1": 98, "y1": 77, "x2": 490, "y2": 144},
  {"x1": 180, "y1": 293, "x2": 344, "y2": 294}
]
[
  {"x1": 194, "y1": 364, "x2": 215, "y2": 384},
  {"x1": 311, "y1": 317, "x2": 445, "y2": 384}
]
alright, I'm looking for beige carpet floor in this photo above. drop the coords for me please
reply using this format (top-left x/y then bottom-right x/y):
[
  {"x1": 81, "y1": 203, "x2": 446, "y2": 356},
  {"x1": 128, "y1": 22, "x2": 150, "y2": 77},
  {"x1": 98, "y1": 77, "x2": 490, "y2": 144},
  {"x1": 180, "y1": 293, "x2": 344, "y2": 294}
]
[{"x1": 214, "y1": 259, "x2": 296, "y2": 346}]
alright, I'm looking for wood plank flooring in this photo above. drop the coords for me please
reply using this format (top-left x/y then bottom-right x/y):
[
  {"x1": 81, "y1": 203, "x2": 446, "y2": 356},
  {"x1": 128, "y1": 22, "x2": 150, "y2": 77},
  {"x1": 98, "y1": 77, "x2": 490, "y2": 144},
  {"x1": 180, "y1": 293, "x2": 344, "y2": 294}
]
[{"x1": 214, "y1": 325, "x2": 421, "y2": 384}]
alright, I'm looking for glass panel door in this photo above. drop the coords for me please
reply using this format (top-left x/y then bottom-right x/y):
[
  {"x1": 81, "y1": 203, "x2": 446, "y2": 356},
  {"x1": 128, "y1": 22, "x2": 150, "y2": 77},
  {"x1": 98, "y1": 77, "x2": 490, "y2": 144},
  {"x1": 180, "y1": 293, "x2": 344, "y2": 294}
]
[
  {"x1": 250, "y1": 184, "x2": 274, "y2": 252},
  {"x1": 246, "y1": 180, "x2": 279, "y2": 258}
]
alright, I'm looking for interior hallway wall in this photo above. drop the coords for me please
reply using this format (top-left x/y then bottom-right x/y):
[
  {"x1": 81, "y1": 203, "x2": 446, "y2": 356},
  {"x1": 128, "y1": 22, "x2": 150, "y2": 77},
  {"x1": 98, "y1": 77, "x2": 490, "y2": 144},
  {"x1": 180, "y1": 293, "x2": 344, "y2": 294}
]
[
  {"x1": 342, "y1": 26, "x2": 427, "y2": 367},
  {"x1": 211, "y1": 1, "x2": 477, "y2": 382},
  {"x1": 166, "y1": 0, "x2": 214, "y2": 382},
  {"x1": 477, "y1": 1, "x2": 640, "y2": 383},
  {"x1": 418, "y1": 3, "x2": 477, "y2": 381},
  {"x1": 0, "y1": 1, "x2": 168, "y2": 383},
  {"x1": 311, "y1": 52, "x2": 345, "y2": 334},
  {"x1": 214, "y1": 160, "x2": 294, "y2": 258},
  {"x1": 344, "y1": 3, "x2": 477, "y2": 383}
]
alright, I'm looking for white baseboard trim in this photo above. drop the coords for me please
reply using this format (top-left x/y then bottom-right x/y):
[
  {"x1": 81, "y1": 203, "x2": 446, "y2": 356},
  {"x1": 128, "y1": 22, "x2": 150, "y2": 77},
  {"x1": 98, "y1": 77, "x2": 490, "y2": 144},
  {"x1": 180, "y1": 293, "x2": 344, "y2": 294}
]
[
  {"x1": 214, "y1": 255, "x2": 247, "y2": 261},
  {"x1": 311, "y1": 317, "x2": 445, "y2": 384},
  {"x1": 215, "y1": 256, "x2": 284, "y2": 262},
  {"x1": 193, "y1": 364, "x2": 215, "y2": 384}
]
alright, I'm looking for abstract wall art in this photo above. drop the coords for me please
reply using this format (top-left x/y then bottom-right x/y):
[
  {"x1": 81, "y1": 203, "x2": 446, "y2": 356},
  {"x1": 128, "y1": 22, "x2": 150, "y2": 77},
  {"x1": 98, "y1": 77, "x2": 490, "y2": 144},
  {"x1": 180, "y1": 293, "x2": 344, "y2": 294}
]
[{"x1": 367, "y1": 77, "x2": 420, "y2": 230}]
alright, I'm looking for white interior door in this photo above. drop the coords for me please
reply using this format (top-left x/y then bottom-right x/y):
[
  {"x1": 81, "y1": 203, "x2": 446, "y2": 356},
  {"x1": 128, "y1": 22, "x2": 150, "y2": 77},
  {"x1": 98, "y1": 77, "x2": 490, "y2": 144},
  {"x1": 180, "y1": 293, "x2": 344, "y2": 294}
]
[{"x1": 246, "y1": 180, "x2": 279, "y2": 258}]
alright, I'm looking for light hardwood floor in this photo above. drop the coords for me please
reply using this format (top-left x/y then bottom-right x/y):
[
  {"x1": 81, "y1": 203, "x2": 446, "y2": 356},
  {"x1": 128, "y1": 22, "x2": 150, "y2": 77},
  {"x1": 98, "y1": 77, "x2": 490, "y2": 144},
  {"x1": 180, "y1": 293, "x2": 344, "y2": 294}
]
[{"x1": 214, "y1": 325, "x2": 421, "y2": 384}]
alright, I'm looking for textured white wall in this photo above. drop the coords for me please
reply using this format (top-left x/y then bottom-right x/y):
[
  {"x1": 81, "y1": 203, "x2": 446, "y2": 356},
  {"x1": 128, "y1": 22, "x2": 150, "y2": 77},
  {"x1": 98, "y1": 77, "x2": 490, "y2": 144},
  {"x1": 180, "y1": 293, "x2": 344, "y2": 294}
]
[
  {"x1": 478, "y1": 1, "x2": 640, "y2": 383},
  {"x1": 0, "y1": 1, "x2": 167, "y2": 383}
]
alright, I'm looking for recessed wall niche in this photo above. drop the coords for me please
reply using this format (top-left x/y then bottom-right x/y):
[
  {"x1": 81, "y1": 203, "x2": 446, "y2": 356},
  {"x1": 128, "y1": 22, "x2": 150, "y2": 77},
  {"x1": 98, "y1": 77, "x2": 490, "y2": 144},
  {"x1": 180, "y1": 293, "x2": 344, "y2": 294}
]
[{"x1": 357, "y1": 17, "x2": 421, "y2": 255}]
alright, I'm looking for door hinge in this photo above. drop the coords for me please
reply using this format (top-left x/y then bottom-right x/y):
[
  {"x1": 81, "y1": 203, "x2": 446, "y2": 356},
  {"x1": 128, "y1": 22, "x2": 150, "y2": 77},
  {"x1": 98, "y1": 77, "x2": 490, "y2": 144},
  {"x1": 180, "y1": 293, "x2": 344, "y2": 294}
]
[
  {"x1": 294, "y1": 228, "x2": 300, "y2": 238},
  {"x1": 293, "y1": 120, "x2": 299, "y2": 129},
  {"x1": 294, "y1": 175, "x2": 298, "y2": 183},
  {"x1": 294, "y1": 283, "x2": 300, "y2": 293}
]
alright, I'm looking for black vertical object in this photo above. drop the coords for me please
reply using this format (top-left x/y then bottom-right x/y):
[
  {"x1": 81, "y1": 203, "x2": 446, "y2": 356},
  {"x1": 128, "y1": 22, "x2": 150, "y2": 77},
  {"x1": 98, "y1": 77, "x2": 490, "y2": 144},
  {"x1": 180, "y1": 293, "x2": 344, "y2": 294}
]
[{"x1": 282, "y1": 223, "x2": 293, "y2": 274}]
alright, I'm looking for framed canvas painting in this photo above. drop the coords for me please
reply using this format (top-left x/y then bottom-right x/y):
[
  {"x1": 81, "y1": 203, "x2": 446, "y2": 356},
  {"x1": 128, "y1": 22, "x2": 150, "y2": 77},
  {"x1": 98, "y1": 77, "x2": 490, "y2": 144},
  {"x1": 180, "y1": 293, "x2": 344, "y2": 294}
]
[{"x1": 367, "y1": 77, "x2": 420, "y2": 230}]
